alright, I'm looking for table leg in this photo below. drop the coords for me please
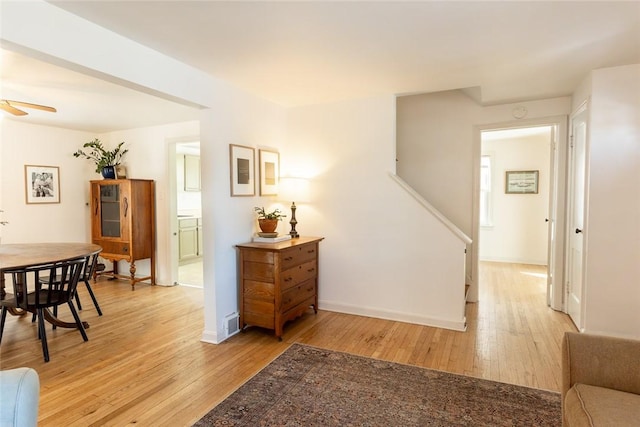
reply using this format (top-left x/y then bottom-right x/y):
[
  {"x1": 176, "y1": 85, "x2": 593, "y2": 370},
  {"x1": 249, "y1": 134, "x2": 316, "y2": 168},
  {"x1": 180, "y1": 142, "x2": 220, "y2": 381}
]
[
  {"x1": 130, "y1": 261, "x2": 137, "y2": 290},
  {"x1": 1, "y1": 273, "x2": 24, "y2": 315}
]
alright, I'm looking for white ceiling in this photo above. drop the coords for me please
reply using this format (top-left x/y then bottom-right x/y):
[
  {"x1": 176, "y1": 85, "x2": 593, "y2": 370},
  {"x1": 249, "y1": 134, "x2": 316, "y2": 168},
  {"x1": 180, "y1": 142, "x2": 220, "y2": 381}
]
[
  {"x1": 2, "y1": 1, "x2": 639, "y2": 133},
  {"x1": 0, "y1": 49, "x2": 201, "y2": 133}
]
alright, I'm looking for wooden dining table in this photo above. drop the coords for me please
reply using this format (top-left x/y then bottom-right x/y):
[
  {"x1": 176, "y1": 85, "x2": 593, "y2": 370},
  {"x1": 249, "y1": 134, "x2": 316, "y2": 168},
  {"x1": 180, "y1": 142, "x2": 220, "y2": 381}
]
[{"x1": 0, "y1": 242, "x2": 102, "y2": 329}]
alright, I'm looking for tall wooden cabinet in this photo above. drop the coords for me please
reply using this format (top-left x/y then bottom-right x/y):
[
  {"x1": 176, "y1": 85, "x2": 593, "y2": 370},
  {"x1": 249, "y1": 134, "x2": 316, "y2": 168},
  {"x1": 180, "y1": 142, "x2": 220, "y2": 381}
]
[
  {"x1": 90, "y1": 179, "x2": 156, "y2": 289},
  {"x1": 236, "y1": 236, "x2": 323, "y2": 339}
]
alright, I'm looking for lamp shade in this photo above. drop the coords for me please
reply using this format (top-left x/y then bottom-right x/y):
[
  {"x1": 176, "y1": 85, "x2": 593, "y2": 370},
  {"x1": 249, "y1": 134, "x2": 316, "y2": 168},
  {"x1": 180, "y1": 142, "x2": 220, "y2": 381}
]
[{"x1": 279, "y1": 177, "x2": 310, "y2": 203}]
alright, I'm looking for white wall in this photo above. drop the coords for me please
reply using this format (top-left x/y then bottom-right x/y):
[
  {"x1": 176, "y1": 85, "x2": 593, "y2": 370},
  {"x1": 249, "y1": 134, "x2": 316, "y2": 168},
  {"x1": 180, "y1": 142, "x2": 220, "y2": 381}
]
[
  {"x1": 397, "y1": 91, "x2": 567, "y2": 235},
  {"x1": 0, "y1": 120, "x2": 95, "y2": 244},
  {"x1": 480, "y1": 131, "x2": 551, "y2": 265},
  {"x1": 285, "y1": 96, "x2": 467, "y2": 330},
  {"x1": 200, "y1": 86, "x2": 287, "y2": 343},
  {"x1": 397, "y1": 90, "x2": 477, "y2": 236},
  {"x1": 577, "y1": 64, "x2": 640, "y2": 339}
]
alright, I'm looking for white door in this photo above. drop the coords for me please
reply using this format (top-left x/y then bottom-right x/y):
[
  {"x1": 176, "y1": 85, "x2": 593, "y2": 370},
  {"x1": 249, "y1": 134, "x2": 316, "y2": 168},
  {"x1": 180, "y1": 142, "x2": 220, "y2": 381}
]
[{"x1": 567, "y1": 105, "x2": 588, "y2": 329}]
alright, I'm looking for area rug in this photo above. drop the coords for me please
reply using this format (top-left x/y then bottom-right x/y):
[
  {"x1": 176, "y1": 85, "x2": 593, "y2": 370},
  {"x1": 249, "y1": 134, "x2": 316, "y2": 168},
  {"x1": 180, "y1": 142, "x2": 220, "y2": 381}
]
[{"x1": 194, "y1": 343, "x2": 561, "y2": 426}]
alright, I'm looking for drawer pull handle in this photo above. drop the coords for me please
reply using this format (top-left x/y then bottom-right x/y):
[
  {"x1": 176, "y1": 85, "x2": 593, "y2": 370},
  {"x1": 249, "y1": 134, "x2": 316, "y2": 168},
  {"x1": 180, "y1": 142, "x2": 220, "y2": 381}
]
[
  {"x1": 307, "y1": 268, "x2": 315, "y2": 273},
  {"x1": 284, "y1": 256, "x2": 293, "y2": 261},
  {"x1": 284, "y1": 277, "x2": 292, "y2": 282},
  {"x1": 307, "y1": 250, "x2": 315, "y2": 254}
]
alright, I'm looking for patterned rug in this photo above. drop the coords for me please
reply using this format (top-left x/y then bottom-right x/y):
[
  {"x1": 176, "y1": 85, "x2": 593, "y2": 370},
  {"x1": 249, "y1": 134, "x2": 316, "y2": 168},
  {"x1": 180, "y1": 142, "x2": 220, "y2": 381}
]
[{"x1": 194, "y1": 343, "x2": 561, "y2": 426}]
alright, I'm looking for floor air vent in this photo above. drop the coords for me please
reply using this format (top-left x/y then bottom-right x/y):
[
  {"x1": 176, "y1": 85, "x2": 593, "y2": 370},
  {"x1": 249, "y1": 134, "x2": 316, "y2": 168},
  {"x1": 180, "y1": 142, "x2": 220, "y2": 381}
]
[{"x1": 224, "y1": 313, "x2": 240, "y2": 337}]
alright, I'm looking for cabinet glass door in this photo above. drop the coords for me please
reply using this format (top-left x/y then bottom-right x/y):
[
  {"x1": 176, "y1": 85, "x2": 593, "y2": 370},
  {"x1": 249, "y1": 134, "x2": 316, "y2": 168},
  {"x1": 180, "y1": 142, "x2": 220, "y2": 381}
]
[{"x1": 100, "y1": 184, "x2": 121, "y2": 237}]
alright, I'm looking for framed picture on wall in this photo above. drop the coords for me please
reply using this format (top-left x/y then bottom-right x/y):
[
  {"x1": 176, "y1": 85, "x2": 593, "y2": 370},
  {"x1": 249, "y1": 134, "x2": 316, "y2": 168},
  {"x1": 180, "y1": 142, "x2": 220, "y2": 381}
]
[
  {"x1": 25, "y1": 165, "x2": 61, "y2": 204},
  {"x1": 259, "y1": 149, "x2": 280, "y2": 196},
  {"x1": 505, "y1": 170, "x2": 539, "y2": 194},
  {"x1": 115, "y1": 165, "x2": 127, "y2": 179},
  {"x1": 229, "y1": 144, "x2": 255, "y2": 196}
]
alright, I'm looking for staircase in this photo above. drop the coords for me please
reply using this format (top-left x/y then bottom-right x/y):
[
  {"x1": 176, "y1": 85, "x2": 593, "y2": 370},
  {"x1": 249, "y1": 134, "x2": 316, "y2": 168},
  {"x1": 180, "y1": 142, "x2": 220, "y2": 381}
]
[{"x1": 390, "y1": 173, "x2": 473, "y2": 330}]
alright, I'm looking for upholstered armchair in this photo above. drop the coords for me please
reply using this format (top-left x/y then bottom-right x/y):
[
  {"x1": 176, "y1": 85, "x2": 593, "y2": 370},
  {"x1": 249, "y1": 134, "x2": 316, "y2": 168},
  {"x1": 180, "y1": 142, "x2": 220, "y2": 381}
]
[
  {"x1": 0, "y1": 368, "x2": 40, "y2": 427},
  {"x1": 562, "y1": 332, "x2": 640, "y2": 426}
]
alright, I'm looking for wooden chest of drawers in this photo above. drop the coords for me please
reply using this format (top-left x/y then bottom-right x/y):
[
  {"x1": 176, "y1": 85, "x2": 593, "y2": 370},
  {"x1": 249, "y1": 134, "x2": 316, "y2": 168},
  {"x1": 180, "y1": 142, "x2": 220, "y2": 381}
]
[{"x1": 236, "y1": 236, "x2": 323, "y2": 339}]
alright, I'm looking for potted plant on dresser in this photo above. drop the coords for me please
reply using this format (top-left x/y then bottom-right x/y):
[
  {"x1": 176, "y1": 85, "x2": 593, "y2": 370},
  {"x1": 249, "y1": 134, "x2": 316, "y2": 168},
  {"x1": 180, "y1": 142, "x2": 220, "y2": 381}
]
[
  {"x1": 73, "y1": 139, "x2": 128, "y2": 179},
  {"x1": 254, "y1": 206, "x2": 286, "y2": 236}
]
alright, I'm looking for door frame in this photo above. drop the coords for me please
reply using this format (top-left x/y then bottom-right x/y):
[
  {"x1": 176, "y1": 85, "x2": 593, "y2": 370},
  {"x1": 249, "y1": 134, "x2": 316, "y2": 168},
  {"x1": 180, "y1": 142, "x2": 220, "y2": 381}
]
[
  {"x1": 472, "y1": 115, "x2": 568, "y2": 309},
  {"x1": 167, "y1": 136, "x2": 201, "y2": 287}
]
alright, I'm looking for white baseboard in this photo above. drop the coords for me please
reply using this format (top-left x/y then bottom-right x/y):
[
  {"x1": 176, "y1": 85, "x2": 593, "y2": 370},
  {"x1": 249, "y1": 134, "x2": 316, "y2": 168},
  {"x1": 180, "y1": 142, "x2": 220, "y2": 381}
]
[
  {"x1": 202, "y1": 303, "x2": 469, "y2": 344},
  {"x1": 200, "y1": 329, "x2": 221, "y2": 344},
  {"x1": 320, "y1": 300, "x2": 467, "y2": 332},
  {"x1": 479, "y1": 256, "x2": 547, "y2": 265}
]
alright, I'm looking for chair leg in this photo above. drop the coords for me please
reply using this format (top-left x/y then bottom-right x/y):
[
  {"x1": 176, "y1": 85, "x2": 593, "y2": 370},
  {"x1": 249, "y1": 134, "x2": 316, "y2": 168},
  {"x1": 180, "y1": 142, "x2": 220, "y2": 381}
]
[
  {"x1": 36, "y1": 311, "x2": 44, "y2": 340},
  {"x1": 67, "y1": 301, "x2": 88, "y2": 342},
  {"x1": 52, "y1": 305, "x2": 58, "y2": 330},
  {"x1": 37, "y1": 308, "x2": 50, "y2": 362},
  {"x1": 84, "y1": 279, "x2": 103, "y2": 316},
  {"x1": 75, "y1": 292, "x2": 83, "y2": 311},
  {"x1": 0, "y1": 306, "x2": 7, "y2": 344}
]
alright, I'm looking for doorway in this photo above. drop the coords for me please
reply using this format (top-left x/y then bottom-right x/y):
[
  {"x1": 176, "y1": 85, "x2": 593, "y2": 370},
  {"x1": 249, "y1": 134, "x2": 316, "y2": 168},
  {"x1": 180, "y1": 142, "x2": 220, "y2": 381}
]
[
  {"x1": 479, "y1": 126, "x2": 553, "y2": 264},
  {"x1": 175, "y1": 141, "x2": 203, "y2": 288},
  {"x1": 475, "y1": 120, "x2": 564, "y2": 309}
]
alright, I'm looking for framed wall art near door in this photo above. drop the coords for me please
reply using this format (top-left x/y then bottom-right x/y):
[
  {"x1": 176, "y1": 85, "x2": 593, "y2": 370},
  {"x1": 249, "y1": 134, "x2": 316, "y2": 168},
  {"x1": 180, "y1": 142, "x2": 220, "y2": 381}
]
[
  {"x1": 259, "y1": 149, "x2": 280, "y2": 196},
  {"x1": 25, "y1": 165, "x2": 60, "y2": 204},
  {"x1": 505, "y1": 170, "x2": 539, "y2": 194},
  {"x1": 229, "y1": 144, "x2": 255, "y2": 196}
]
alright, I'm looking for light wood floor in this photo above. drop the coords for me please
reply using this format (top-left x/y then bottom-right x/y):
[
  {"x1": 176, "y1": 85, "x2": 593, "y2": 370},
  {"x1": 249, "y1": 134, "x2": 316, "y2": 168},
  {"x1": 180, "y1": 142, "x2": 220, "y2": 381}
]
[
  {"x1": 178, "y1": 259, "x2": 203, "y2": 288},
  {"x1": 0, "y1": 262, "x2": 576, "y2": 426}
]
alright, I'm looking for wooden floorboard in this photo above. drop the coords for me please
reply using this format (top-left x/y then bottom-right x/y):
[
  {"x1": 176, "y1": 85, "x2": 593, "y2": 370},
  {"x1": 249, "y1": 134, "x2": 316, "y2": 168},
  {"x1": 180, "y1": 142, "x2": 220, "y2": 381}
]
[{"x1": 0, "y1": 261, "x2": 577, "y2": 426}]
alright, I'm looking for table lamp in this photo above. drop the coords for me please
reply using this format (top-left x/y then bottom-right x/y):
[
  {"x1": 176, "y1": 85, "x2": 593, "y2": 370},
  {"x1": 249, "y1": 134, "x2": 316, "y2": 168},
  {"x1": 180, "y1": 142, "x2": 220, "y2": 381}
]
[{"x1": 279, "y1": 177, "x2": 310, "y2": 238}]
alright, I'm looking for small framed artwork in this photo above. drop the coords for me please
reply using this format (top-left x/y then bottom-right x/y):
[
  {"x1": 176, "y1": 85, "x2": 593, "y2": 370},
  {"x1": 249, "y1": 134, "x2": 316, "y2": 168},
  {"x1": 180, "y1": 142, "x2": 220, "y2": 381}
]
[
  {"x1": 115, "y1": 165, "x2": 127, "y2": 179},
  {"x1": 25, "y1": 165, "x2": 61, "y2": 204},
  {"x1": 229, "y1": 144, "x2": 255, "y2": 196},
  {"x1": 259, "y1": 149, "x2": 280, "y2": 196},
  {"x1": 505, "y1": 170, "x2": 539, "y2": 194}
]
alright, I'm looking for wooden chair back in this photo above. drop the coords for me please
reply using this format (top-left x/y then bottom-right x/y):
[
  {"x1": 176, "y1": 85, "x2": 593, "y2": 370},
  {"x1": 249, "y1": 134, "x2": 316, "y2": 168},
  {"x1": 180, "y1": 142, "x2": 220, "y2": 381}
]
[
  {"x1": 83, "y1": 253, "x2": 100, "y2": 282},
  {"x1": 7, "y1": 258, "x2": 86, "y2": 311}
]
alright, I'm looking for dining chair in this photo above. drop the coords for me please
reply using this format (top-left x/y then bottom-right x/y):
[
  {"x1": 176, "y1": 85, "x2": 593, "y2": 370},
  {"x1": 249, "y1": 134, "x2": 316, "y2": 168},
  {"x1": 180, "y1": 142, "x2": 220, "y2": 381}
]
[
  {"x1": 0, "y1": 257, "x2": 89, "y2": 362},
  {"x1": 38, "y1": 252, "x2": 103, "y2": 316}
]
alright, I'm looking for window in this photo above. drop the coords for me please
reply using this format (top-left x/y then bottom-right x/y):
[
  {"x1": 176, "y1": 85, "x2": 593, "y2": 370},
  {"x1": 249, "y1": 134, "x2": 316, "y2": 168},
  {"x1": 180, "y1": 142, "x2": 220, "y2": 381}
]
[{"x1": 480, "y1": 155, "x2": 493, "y2": 227}]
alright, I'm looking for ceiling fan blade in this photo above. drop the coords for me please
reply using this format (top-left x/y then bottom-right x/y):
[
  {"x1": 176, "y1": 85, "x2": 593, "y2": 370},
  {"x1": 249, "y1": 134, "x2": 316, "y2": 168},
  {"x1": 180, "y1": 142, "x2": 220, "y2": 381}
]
[
  {"x1": 0, "y1": 102, "x2": 28, "y2": 116},
  {"x1": 4, "y1": 100, "x2": 57, "y2": 113}
]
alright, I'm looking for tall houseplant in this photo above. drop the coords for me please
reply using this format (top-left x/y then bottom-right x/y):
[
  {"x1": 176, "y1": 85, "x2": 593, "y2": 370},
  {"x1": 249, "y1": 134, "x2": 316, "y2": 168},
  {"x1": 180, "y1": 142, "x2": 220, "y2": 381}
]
[{"x1": 73, "y1": 139, "x2": 128, "y2": 178}]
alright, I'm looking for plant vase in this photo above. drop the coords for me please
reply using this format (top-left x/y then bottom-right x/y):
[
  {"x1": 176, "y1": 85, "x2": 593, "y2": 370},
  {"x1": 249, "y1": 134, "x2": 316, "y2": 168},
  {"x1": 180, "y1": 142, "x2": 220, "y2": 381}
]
[
  {"x1": 101, "y1": 166, "x2": 116, "y2": 179},
  {"x1": 258, "y1": 219, "x2": 278, "y2": 233}
]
